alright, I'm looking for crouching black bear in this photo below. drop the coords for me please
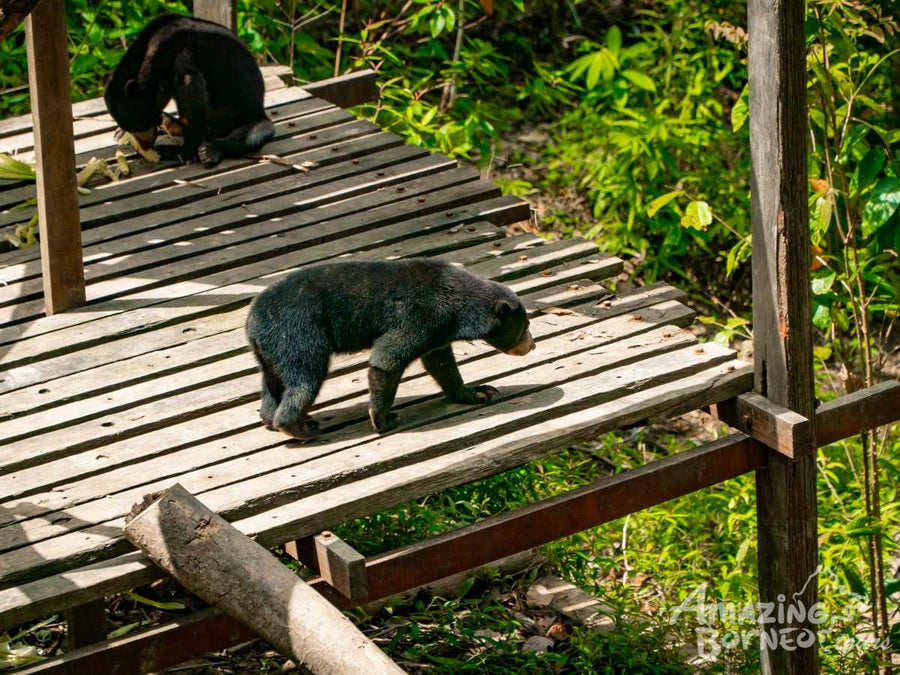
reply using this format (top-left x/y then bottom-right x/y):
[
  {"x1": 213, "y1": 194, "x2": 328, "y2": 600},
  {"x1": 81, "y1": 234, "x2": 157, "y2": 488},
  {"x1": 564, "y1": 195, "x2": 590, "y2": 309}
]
[
  {"x1": 104, "y1": 14, "x2": 275, "y2": 167},
  {"x1": 246, "y1": 259, "x2": 536, "y2": 439}
]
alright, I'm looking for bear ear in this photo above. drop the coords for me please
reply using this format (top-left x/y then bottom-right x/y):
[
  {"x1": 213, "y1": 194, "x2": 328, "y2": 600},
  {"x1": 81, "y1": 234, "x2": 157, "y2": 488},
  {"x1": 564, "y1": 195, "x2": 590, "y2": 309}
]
[
  {"x1": 493, "y1": 298, "x2": 516, "y2": 315},
  {"x1": 124, "y1": 79, "x2": 141, "y2": 96}
]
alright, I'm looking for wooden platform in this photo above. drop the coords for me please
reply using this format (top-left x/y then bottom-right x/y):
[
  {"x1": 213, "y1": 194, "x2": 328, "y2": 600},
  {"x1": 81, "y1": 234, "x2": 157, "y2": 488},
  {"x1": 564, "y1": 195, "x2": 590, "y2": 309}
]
[{"x1": 0, "y1": 73, "x2": 752, "y2": 632}]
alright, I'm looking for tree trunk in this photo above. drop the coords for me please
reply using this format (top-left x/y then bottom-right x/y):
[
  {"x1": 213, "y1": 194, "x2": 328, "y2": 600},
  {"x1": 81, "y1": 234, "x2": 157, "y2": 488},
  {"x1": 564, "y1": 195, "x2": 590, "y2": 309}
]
[{"x1": 123, "y1": 484, "x2": 404, "y2": 675}]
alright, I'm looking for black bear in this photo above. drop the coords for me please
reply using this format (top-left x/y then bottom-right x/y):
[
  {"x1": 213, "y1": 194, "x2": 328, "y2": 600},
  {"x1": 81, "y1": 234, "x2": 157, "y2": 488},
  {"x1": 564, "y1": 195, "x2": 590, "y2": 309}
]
[
  {"x1": 245, "y1": 259, "x2": 536, "y2": 439},
  {"x1": 104, "y1": 14, "x2": 275, "y2": 167}
]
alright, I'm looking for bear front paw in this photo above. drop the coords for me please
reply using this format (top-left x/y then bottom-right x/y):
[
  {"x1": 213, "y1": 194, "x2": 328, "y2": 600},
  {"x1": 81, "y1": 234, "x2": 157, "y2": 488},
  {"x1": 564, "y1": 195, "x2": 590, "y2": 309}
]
[
  {"x1": 369, "y1": 409, "x2": 399, "y2": 434},
  {"x1": 198, "y1": 142, "x2": 223, "y2": 168},
  {"x1": 454, "y1": 384, "x2": 500, "y2": 404}
]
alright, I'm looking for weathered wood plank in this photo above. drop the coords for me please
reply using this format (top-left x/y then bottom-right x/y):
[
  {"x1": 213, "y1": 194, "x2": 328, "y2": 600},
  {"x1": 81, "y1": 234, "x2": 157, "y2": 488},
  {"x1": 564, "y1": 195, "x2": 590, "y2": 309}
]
[
  {"x1": 0, "y1": 66, "x2": 300, "y2": 149},
  {"x1": 0, "y1": 126, "x2": 405, "y2": 285},
  {"x1": 0, "y1": 303, "x2": 693, "y2": 547},
  {"x1": 0, "y1": 243, "x2": 607, "y2": 474},
  {"x1": 0, "y1": 196, "x2": 529, "y2": 393},
  {"x1": 0, "y1": 171, "x2": 493, "y2": 350},
  {"x1": 0, "y1": 147, "x2": 448, "y2": 313},
  {"x1": 0, "y1": 282, "x2": 679, "y2": 509},
  {"x1": 749, "y1": 0, "x2": 817, "y2": 670},
  {"x1": 25, "y1": 0, "x2": 85, "y2": 315},
  {"x1": 193, "y1": 0, "x2": 236, "y2": 30},
  {"x1": 301, "y1": 70, "x2": 378, "y2": 108},
  {"x1": 0, "y1": 341, "x2": 737, "y2": 586},
  {"x1": 0, "y1": 359, "x2": 751, "y2": 628}
]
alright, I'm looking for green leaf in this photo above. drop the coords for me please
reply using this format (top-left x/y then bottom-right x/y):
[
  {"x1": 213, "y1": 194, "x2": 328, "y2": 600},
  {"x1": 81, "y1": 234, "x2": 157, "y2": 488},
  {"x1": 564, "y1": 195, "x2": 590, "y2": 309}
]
[
  {"x1": 813, "y1": 345, "x2": 832, "y2": 362},
  {"x1": 811, "y1": 272, "x2": 835, "y2": 295},
  {"x1": 680, "y1": 201, "x2": 712, "y2": 230},
  {"x1": 647, "y1": 190, "x2": 682, "y2": 217},
  {"x1": 854, "y1": 147, "x2": 885, "y2": 193},
  {"x1": 861, "y1": 177, "x2": 900, "y2": 237},
  {"x1": 840, "y1": 564, "x2": 868, "y2": 599},
  {"x1": 125, "y1": 590, "x2": 185, "y2": 611},
  {"x1": 812, "y1": 303, "x2": 831, "y2": 329},
  {"x1": 886, "y1": 579, "x2": 900, "y2": 597},
  {"x1": 622, "y1": 69, "x2": 656, "y2": 92},
  {"x1": 605, "y1": 26, "x2": 622, "y2": 54},
  {"x1": 731, "y1": 85, "x2": 749, "y2": 132}
]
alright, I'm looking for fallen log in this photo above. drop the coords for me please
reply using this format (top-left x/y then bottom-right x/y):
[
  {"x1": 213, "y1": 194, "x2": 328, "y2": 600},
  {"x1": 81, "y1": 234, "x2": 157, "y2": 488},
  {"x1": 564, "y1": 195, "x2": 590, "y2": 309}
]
[{"x1": 123, "y1": 484, "x2": 403, "y2": 675}]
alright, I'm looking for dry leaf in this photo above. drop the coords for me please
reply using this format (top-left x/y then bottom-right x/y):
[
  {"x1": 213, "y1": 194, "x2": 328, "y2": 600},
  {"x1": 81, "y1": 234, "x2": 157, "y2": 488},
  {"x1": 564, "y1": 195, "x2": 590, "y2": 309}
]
[
  {"x1": 480, "y1": 0, "x2": 494, "y2": 14},
  {"x1": 541, "y1": 306, "x2": 575, "y2": 316}
]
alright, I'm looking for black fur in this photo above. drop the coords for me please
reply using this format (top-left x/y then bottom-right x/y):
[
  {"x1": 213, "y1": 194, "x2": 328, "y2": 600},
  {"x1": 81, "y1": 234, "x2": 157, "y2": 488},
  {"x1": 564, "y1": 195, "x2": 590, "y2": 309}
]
[
  {"x1": 245, "y1": 259, "x2": 535, "y2": 439},
  {"x1": 104, "y1": 14, "x2": 275, "y2": 167}
]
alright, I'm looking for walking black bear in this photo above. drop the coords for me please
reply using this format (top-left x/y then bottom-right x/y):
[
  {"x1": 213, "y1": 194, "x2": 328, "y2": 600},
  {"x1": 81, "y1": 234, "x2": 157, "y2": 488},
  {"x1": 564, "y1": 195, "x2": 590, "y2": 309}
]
[
  {"x1": 104, "y1": 14, "x2": 275, "y2": 167},
  {"x1": 246, "y1": 259, "x2": 536, "y2": 439}
]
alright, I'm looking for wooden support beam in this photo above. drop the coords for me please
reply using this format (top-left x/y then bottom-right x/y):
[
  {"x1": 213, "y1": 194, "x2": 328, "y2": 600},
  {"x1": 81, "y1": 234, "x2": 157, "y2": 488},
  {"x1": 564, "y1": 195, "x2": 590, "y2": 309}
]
[
  {"x1": 314, "y1": 531, "x2": 368, "y2": 601},
  {"x1": 123, "y1": 485, "x2": 402, "y2": 674},
  {"x1": 192, "y1": 0, "x2": 237, "y2": 32},
  {"x1": 815, "y1": 380, "x2": 900, "y2": 447},
  {"x1": 710, "y1": 392, "x2": 812, "y2": 458},
  {"x1": 302, "y1": 70, "x2": 378, "y2": 109},
  {"x1": 25, "y1": 0, "x2": 85, "y2": 315},
  {"x1": 63, "y1": 599, "x2": 106, "y2": 650},
  {"x1": 748, "y1": 0, "x2": 818, "y2": 670}
]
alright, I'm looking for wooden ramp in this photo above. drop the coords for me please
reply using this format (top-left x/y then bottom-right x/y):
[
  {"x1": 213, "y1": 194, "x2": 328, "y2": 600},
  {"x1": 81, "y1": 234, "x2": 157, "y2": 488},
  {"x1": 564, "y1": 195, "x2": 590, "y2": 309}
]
[{"x1": 0, "y1": 72, "x2": 752, "y2": 644}]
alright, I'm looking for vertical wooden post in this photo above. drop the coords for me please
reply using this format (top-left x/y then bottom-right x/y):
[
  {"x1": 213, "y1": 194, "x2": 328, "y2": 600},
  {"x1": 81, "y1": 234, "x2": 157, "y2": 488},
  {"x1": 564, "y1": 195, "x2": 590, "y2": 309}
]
[
  {"x1": 749, "y1": 0, "x2": 818, "y2": 673},
  {"x1": 65, "y1": 599, "x2": 107, "y2": 649},
  {"x1": 25, "y1": 0, "x2": 85, "y2": 315},
  {"x1": 193, "y1": 0, "x2": 238, "y2": 32}
]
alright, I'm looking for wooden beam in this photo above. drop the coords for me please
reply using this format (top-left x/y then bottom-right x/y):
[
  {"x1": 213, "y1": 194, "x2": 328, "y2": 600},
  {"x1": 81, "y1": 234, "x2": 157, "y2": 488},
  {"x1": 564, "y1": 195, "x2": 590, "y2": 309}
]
[
  {"x1": 25, "y1": 0, "x2": 85, "y2": 314},
  {"x1": 302, "y1": 70, "x2": 378, "y2": 109},
  {"x1": 710, "y1": 392, "x2": 812, "y2": 458},
  {"x1": 314, "y1": 531, "x2": 368, "y2": 601},
  {"x1": 748, "y1": 0, "x2": 818, "y2": 671},
  {"x1": 192, "y1": 0, "x2": 237, "y2": 32},
  {"x1": 815, "y1": 380, "x2": 900, "y2": 447},
  {"x1": 0, "y1": 0, "x2": 41, "y2": 42},
  {"x1": 64, "y1": 599, "x2": 106, "y2": 650}
]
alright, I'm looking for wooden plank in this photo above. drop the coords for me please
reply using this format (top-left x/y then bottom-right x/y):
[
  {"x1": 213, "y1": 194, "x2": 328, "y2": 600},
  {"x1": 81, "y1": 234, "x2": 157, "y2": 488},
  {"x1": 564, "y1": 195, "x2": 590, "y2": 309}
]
[
  {"x1": 0, "y1": 124, "x2": 401, "y2": 285},
  {"x1": 0, "y1": 196, "x2": 530, "y2": 392},
  {"x1": 0, "y1": 283, "x2": 680, "y2": 511},
  {"x1": 0, "y1": 95, "x2": 337, "y2": 214},
  {"x1": 193, "y1": 0, "x2": 237, "y2": 31},
  {"x1": 0, "y1": 145, "x2": 444, "y2": 312},
  {"x1": 0, "y1": 341, "x2": 738, "y2": 587},
  {"x1": 15, "y1": 608, "x2": 257, "y2": 674},
  {"x1": 749, "y1": 0, "x2": 818, "y2": 671},
  {"x1": 301, "y1": 70, "x2": 378, "y2": 108},
  {"x1": 0, "y1": 66, "x2": 298, "y2": 153},
  {"x1": 24, "y1": 0, "x2": 85, "y2": 315},
  {"x1": 815, "y1": 380, "x2": 900, "y2": 447},
  {"x1": 0, "y1": 110, "x2": 365, "y2": 233},
  {"x1": 0, "y1": 360, "x2": 751, "y2": 627},
  {"x1": 0, "y1": 242, "x2": 607, "y2": 475},
  {"x1": 362, "y1": 433, "x2": 766, "y2": 602},
  {"x1": 0, "y1": 170, "x2": 490, "y2": 349},
  {"x1": 0, "y1": 304, "x2": 694, "y2": 549},
  {"x1": 0, "y1": 225, "x2": 502, "y2": 446},
  {"x1": 710, "y1": 391, "x2": 811, "y2": 458}
]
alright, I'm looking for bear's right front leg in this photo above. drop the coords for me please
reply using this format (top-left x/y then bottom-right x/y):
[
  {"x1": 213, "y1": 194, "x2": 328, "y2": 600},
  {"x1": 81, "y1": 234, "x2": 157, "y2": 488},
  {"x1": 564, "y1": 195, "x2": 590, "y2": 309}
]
[{"x1": 368, "y1": 366, "x2": 402, "y2": 433}]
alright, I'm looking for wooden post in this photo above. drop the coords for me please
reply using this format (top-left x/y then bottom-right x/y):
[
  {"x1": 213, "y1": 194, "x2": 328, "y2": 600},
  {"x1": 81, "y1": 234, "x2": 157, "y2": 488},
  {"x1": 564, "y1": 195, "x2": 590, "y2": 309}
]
[
  {"x1": 748, "y1": 0, "x2": 818, "y2": 672},
  {"x1": 25, "y1": 0, "x2": 85, "y2": 315},
  {"x1": 64, "y1": 599, "x2": 106, "y2": 650},
  {"x1": 193, "y1": 0, "x2": 237, "y2": 32},
  {"x1": 123, "y1": 485, "x2": 403, "y2": 674}
]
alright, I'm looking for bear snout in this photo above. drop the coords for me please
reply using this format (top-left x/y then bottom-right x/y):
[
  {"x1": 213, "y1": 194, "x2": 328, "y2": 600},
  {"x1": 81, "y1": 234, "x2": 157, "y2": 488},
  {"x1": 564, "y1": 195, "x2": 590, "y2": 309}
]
[{"x1": 505, "y1": 330, "x2": 535, "y2": 356}]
